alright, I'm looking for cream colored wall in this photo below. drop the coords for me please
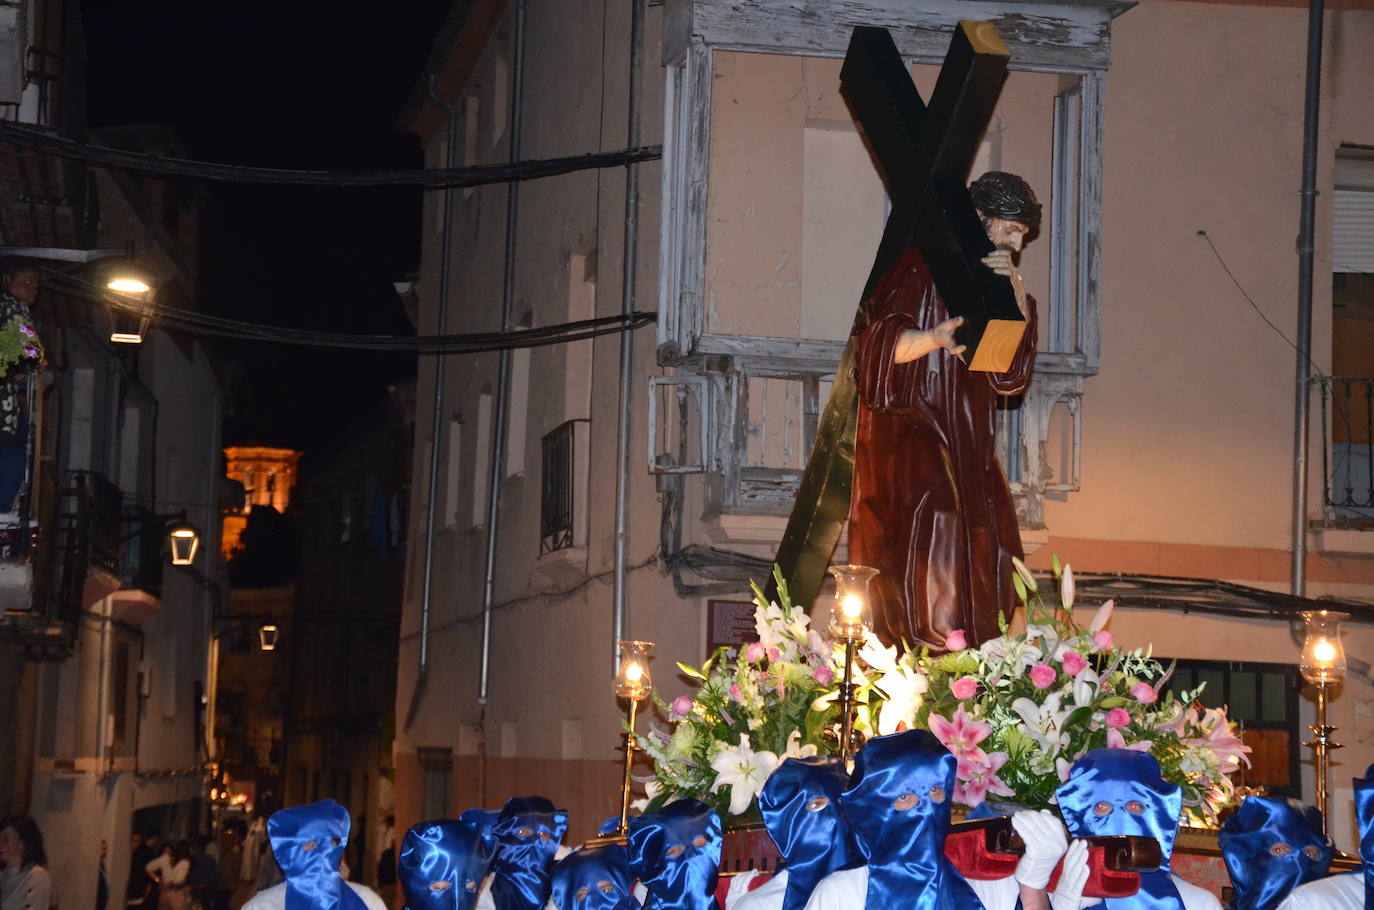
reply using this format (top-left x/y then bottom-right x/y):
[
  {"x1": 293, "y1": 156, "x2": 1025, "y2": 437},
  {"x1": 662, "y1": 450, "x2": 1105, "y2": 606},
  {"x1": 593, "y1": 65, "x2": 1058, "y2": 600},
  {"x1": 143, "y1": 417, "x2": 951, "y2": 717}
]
[{"x1": 1046, "y1": 1, "x2": 1374, "y2": 555}]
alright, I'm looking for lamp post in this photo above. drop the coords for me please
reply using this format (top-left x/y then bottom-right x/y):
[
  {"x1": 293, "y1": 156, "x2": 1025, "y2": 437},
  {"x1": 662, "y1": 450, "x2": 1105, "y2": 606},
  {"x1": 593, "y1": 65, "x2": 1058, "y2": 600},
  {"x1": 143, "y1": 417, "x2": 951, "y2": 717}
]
[
  {"x1": 828, "y1": 565, "x2": 877, "y2": 768},
  {"x1": 589, "y1": 639, "x2": 653, "y2": 845},
  {"x1": 1298, "y1": 609, "x2": 1348, "y2": 832}
]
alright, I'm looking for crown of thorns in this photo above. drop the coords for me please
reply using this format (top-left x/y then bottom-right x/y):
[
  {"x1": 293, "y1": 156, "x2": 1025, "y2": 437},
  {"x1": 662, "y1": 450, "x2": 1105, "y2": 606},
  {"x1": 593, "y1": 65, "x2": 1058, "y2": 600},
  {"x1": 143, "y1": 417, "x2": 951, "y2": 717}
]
[{"x1": 970, "y1": 171, "x2": 1041, "y2": 229}]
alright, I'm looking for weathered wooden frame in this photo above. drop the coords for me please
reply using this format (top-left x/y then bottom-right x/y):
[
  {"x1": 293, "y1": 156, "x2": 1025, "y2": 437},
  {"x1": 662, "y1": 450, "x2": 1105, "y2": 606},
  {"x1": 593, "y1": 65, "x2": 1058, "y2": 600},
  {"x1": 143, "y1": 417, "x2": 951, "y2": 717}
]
[{"x1": 657, "y1": 0, "x2": 1131, "y2": 526}]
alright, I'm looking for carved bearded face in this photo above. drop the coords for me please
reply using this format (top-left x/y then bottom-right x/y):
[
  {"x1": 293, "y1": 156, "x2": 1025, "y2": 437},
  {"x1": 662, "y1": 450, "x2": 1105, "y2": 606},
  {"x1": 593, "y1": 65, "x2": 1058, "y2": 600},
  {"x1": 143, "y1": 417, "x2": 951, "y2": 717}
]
[{"x1": 981, "y1": 216, "x2": 1030, "y2": 253}]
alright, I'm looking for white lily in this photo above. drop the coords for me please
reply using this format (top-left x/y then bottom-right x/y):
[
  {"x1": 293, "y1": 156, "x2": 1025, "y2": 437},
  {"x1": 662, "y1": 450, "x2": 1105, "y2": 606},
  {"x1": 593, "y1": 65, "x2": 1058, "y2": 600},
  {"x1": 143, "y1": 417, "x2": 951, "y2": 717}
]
[
  {"x1": 858, "y1": 631, "x2": 899, "y2": 673},
  {"x1": 1012, "y1": 692, "x2": 1071, "y2": 752},
  {"x1": 780, "y1": 730, "x2": 819, "y2": 761},
  {"x1": 754, "y1": 602, "x2": 787, "y2": 653},
  {"x1": 874, "y1": 662, "x2": 928, "y2": 735},
  {"x1": 1061, "y1": 565, "x2": 1076, "y2": 610},
  {"x1": 1090, "y1": 599, "x2": 1115, "y2": 632},
  {"x1": 710, "y1": 734, "x2": 780, "y2": 816},
  {"x1": 1072, "y1": 668, "x2": 1101, "y2": 708},
  {"x1": 1012, "y1": 556, "x2": 1038, "y2": 590}
]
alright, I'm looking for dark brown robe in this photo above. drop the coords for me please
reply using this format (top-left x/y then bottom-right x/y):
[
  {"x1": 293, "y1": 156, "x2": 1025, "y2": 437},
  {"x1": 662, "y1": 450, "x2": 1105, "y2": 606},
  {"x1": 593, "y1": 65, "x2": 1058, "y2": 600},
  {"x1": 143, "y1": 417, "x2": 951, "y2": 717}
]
[{"x1": 849, "y1": 246, "x2": 1037, "y2": 653}]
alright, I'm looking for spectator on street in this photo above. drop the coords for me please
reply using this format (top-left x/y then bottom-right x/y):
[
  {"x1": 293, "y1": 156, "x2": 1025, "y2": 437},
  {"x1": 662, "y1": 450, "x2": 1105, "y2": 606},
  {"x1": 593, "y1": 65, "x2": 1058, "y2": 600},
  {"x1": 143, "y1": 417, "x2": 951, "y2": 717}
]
[
  {"x1": 0, "y1": 815, "x2": 52, "y2": 910},
  {"x1": 146, "y1": 841, "x2": 191, "y2": 910}
]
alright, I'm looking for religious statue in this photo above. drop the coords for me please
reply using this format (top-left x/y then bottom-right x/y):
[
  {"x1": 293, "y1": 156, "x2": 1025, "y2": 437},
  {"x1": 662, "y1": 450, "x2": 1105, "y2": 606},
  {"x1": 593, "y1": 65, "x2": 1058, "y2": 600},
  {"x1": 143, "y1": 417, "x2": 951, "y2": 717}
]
[{"x1": 848, "y1": 171, "x2": 1040, "y2": 653}]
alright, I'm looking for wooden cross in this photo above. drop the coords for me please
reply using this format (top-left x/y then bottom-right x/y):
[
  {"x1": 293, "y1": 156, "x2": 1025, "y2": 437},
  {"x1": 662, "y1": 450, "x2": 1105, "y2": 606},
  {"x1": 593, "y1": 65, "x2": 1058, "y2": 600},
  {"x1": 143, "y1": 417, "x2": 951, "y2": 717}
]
[{"x1": 767, "y1": 22, "x2": 1021, "y2": 611}]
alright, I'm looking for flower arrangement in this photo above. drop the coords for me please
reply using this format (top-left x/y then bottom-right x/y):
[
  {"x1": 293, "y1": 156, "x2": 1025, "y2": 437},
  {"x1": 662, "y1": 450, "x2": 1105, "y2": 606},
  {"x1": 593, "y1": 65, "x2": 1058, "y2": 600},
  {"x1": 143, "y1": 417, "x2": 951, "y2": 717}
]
[
  {"x1": 637, "y1": 568, "x2": 839, "y2": 819},
  {"x1": 641, "y1": 558, "x2": 1250, "y2": 825},
  {"x1": 0, "y1": 317, "x2": 40, "y2": 380},
  {"x1": 908, "y1": 557, "x2": 1250, "y2": 823}
]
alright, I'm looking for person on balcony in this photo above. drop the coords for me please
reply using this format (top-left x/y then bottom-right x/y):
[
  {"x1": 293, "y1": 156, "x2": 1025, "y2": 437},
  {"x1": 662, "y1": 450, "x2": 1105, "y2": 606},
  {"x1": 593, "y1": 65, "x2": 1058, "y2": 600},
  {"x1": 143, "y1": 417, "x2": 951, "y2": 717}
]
[{"x1": 0, "y1": 262, "x2": 44, "y2": 518}]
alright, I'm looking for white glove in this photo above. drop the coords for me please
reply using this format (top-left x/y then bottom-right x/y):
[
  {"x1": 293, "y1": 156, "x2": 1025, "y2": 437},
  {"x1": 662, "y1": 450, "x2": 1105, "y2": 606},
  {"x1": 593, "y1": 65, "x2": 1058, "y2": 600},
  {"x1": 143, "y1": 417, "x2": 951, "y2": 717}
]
[
  {"x1": 1012, "y1": 809, "x2": 1068, "y2": 890},
  {"x1": 1049, "y1": 839, "x2": 1102, "y2": 910}
]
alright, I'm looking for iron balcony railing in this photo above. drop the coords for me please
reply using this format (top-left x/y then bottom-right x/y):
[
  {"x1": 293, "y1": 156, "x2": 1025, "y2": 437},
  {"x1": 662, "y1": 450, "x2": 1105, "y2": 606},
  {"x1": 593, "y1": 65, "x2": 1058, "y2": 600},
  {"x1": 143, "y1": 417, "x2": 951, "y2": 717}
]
[{"x1": 1314, "y1": 376, "x2": 1374, "y2": 523}]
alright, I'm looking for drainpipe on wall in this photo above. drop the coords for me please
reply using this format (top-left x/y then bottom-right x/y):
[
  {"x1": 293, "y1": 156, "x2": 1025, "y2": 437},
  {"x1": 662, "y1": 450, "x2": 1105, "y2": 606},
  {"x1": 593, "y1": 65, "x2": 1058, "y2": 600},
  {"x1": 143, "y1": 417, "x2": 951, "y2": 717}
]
[
  {"x1": 402, "y1": 79, "x2": 459, "y2": 731},
  {"x1": 478, "y1": 0, "x2": 527, "y2": 707},
  {"x1": 613, "y1": 0, "x2": 645, "y2": 673},
  {"x1": 1290, "y1": 0, "x2": 1324, "y2": 597}
]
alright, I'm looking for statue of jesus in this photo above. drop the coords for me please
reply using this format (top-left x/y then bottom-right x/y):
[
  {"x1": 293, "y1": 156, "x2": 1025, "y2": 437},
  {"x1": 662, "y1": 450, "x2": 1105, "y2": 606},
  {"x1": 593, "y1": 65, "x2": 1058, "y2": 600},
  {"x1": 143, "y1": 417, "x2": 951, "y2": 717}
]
[{"x1": 848, "y1": 171, "x2": 1040, "y2": 653}]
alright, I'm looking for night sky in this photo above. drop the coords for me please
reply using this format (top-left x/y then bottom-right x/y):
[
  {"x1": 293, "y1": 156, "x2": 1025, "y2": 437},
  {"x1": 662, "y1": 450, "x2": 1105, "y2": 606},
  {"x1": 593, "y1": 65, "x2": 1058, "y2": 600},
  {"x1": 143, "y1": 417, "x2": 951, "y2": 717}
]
[{"x1": 80, "y1": 0, "x2": 453, "y2": 458}]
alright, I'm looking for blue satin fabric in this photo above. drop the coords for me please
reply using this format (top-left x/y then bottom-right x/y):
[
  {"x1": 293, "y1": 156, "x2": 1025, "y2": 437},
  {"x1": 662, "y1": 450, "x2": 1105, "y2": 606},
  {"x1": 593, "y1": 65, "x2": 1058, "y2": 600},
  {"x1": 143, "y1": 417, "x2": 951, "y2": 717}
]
[
  {"x1": 398, "y1": 820, "x2": 499, "y2": 910},
  {"x1": 759, "y1": 756, "x2": 856, "y2": 910},
  {"x1": 1356, "y1": 764, "x2": 1373, "y2": 910},
  {"x1": 626, "y1": 798, "x2": 722, "y2": 910},
  {"x1": 1056, "y1": 749, "x2": 1183, "y2": 910},
  {"x1": 267, "y1": 800, "x2": 369, "y2": 910},
  {"x1": 841, "y1": 730, "x2": 982, "y2": 910},
  {"x1": 550, "y1": 843, "x2": 639, "y2": 910},
  {"x1": 488, "y1": 796, "x2": 569, "y2": 910},
  {"x1": 458, "y1": 809, "x2": 502, "y2": 834},
  {"x1": 1218, "y1": 797, "x2": 1332, "y2": 910}
]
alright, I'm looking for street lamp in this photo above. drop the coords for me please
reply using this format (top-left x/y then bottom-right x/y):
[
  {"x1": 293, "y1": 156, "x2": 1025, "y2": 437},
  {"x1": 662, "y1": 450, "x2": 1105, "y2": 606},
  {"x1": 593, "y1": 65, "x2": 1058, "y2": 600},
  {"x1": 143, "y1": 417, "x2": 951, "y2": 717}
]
[
  {"x1": 165, "y1": 517, "x2": 201, "y2": 566},
  {"x1": 258, "y1": 622, "x2": 280, "y2": 652},
  {"x1": 103, "y1": 261, "x2": 157, "y2": 344},
  {"x1": 1298, "y1": 609, "x2": 1348, "y2": 833}
]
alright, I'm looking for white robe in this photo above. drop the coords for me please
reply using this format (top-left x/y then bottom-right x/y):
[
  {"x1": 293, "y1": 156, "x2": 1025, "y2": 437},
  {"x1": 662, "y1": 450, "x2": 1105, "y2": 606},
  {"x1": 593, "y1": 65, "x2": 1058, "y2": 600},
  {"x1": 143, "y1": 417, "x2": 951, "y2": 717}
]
[
  {"x1": 799, "y1": 865, "x2": 1222, "y2": 910},
  {"x1": 241, "y1": 881, "x2": 388, "y2": 910},
  {"x1": 801, "y1": 865, "x2": 1020, "y2": 910},
  {"x1": 1277, "y1": 872, "x2": 1364, "y2": 910}
]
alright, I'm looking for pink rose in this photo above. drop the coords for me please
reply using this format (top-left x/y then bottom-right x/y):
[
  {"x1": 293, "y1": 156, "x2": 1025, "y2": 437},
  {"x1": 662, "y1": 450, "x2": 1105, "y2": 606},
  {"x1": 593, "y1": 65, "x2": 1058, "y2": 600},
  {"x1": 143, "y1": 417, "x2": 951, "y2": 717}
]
[
  {"x1": 951, "y1": 676, "x2": 979, "y2": 700},
  {"x1": 769, "y1": 647, "x2": 781, "y2": 662},
  {"x1": 945, "y1": 629, "x2": 968, "y2": 651},
  {"x1": 1093, "y1": 630, "x2": 1114, "y2": 650},
  {"x1": 746, "y1": 641, "x2": 766, "y2": 663},
  {"x1": 670, "y1": 695, "x2": 694, "y2": 718},
  {"x1": 1131, "y1": 682, "x2": 1158, "y2": 704},
  {"x1": 1106, "y1": 707, "x2": 1131, "y2": 728},
  {"x1": 1029, "y1": 664, "x2": 1057, "y2": 690},
  {"x1": 729, "y1": 683, "x2": 743, "y2": 702},
  {"x1": 812, "y1": 666, "x2": 835, "y2": 685},
  {"x1": 1061, "y1": 651, "x2": 1087, "y2": 677}
]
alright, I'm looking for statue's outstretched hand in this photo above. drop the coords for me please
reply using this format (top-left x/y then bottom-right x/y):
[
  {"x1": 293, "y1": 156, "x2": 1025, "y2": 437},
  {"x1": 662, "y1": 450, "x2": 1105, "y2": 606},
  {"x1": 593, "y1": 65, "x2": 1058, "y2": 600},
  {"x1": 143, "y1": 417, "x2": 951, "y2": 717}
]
[{"x1": 931, "y1": 316, "x2": 965, "y2": 357}]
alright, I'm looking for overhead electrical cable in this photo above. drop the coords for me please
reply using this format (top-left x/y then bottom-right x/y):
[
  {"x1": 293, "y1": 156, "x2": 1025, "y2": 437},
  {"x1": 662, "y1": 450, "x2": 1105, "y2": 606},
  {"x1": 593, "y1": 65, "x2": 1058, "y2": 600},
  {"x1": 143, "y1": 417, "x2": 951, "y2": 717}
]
[
  {"x1": 0, "y1": 122, "x2": 661, "y2": 189},
  {"x1": 39, "y1": 269, "x2": 655, "y2": 352}
]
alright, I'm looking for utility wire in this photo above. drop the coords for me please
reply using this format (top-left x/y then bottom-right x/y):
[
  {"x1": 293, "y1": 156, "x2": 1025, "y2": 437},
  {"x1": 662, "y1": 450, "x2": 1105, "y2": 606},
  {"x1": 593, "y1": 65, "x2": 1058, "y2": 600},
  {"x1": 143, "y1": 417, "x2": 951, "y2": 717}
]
[
  {"x1": 39, "y1": 268, "x2": 655, "y2": 352},
  {"x1": 0, "y1": 123, "x2": 661, "y2": 189}
]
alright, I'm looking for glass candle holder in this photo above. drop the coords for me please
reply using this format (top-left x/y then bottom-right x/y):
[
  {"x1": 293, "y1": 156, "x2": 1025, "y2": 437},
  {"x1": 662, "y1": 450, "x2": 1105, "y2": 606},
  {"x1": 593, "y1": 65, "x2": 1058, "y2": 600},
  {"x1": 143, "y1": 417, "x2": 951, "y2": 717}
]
[
  {"x1": 1299, "y1": 611, "x2": 1348, "y2": 686},
  {"x1": 615, "y1": 640, "x2": 654, "y2": 701},
  {"x1": 828, "y1": 565, "x2": 878, "y2": 642}
]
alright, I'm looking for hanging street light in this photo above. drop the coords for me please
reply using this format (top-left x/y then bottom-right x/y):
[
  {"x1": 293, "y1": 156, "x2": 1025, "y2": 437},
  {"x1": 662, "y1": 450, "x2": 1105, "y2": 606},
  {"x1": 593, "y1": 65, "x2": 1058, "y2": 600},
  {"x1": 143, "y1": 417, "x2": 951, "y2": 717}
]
[
  {"x1": 103, "y1": 261, "x2": 157, "y2": 343},
  {"x1": 165, "y1": 516, "x2": 201, "y2": 566}
]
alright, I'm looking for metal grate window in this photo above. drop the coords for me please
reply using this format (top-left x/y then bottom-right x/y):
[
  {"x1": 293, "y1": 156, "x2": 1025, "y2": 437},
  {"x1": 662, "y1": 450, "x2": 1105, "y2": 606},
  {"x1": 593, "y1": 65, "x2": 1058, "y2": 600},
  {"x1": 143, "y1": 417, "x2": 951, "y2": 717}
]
[
  {"x1": 417, "y1": 746, "x2": 453, "y2": 821},
  {"x1": 541, "y1": 421, "x2": 577, "y2": 555}
]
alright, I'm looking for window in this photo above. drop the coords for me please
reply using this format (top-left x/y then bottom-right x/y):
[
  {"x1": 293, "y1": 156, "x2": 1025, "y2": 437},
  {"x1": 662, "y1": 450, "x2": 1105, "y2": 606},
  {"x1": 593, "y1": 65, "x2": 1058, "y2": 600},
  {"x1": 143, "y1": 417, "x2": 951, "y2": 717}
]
[
  {"x1": 472, "y1": 389, "x2": 493, "y2": 527},
  {"x1": 657, "y1": 11, "x2": 1120, "y2": 530},
  {"x1": 419, "y1": 747, "x2": 453, "y2": 820},
  {"x1": 541, "y1": 421, "x2": 576, "y2": 554},
  {"x1": 1160, "y1": 659, "x2": 1300, "y2": 798},
  {"x1": 1323, "y1": 149, "x2": 1374, "y2": 521},
  {"x1": 444, "y1": 419, "x2": 462, "y2": 529}
]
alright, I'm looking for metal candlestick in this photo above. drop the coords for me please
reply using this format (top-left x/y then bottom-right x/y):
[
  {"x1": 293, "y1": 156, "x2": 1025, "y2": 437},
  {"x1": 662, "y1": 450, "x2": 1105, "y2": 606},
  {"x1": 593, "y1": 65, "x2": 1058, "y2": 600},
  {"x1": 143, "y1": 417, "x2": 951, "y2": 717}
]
[{"x1": 1304, "y1": 680, "x2": 1342, "y2": 831}]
